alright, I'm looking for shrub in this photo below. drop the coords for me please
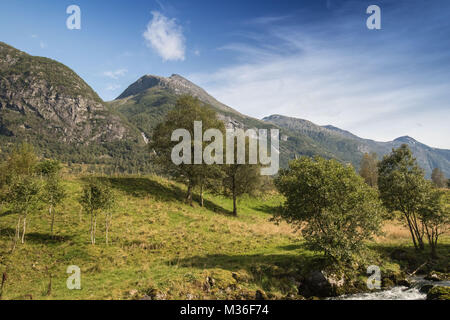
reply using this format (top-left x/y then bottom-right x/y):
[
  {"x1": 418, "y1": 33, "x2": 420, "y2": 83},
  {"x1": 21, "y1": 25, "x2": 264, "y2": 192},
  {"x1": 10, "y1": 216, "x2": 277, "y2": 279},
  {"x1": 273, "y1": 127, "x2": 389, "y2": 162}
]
[{"x1": 274, "y1": 157, "x2": 384, "y2": 265}]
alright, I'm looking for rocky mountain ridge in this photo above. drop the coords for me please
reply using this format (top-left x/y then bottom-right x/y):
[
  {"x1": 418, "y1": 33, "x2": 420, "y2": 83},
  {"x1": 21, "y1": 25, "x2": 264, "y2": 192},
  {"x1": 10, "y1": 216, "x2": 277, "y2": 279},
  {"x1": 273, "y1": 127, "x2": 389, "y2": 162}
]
[
  {"x1": 0, "y1": 41, "x2": 136, "y2": 145},
  {"x1": 263, "y1": 114, "x2": 450, "y2": 178}
]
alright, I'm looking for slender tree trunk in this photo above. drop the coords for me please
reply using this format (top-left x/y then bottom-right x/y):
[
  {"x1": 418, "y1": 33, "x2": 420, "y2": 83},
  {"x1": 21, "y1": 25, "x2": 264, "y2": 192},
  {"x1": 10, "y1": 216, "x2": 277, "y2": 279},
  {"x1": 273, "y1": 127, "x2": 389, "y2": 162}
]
[
  {"x1": 50, "y1": 205, "x2": 55, "y2": 236},
  {"x1": 46, "y1": 268, "x2": 52, "y2": 296},
  {"x1": 105, "y1": 213, "x2": 111, "y2": 245},
  {"x1": 90, "y1": 212, "x2": 94, "y2": 245},
  {"x1": 21, "y1": 216, "x2": 26, "y2": 244},
  {"x1": 0, "y1": 271, "x2": 7, "y2": 299},
  {"x1": 186, "y1": 181, "x2": 193, "y2": 206},
  {"x1": 15, "y1": 216, "x2": 21, "y2": 242},
  {"x1": 12, "y1": 216, "x2": 21, "y2": 252},
  {"x1": 411, "y1": 213, "x2": 425, "y2": 250},
  {"x1": 93, "y1": 214, "x2": 97, "y2": 245},
  {"x1": 430, "y1": 243, "x2": 437, "y2": 259},
  {"x1": 200, "y1": 183, "x2": 204, "y2": 207},
  {"x1": 232, "y1": 175, "x2": 237, "y2": 216},
  {"x1": 405, "y1": 214, "x2": 418, "y2": 250},
  {"x1": 428, "y1": 228, "x2": 439, "y2": 259}
]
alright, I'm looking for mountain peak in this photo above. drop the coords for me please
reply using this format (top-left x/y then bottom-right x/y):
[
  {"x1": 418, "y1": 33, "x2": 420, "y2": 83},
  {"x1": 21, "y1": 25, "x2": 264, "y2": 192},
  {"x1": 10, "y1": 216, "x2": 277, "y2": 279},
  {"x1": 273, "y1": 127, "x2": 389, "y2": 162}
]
[
  {"x1": 116, "y1": 74, "x2": 165, "y2": 99},
  {"x1": 115, "y1": 73, "x2": 241, "y2": 115},
  {"x1": 169, "y1": 73, "x2": 185, "y2": 79},
  {"x1": 116, "y1": 73, "x2": 196, "y2": 100},
  {"x1": 393, "y1": 136, "x2": 418, "y2": 144}
]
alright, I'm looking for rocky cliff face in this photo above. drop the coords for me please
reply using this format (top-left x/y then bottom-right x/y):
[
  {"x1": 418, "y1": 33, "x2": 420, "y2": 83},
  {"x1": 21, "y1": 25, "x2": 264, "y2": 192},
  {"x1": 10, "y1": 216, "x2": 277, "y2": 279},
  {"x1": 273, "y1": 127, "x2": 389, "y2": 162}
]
[{"x1": 0, "y1": 42, "x2": 133, "y2": 145}]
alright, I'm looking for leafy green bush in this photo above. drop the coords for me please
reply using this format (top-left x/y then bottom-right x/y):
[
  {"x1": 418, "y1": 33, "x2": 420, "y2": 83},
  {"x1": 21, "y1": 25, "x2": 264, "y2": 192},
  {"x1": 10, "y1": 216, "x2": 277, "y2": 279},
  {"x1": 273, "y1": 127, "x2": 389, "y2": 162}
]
[{"x1": 274, "y1": 156, "x2": 385, "y2": 265}]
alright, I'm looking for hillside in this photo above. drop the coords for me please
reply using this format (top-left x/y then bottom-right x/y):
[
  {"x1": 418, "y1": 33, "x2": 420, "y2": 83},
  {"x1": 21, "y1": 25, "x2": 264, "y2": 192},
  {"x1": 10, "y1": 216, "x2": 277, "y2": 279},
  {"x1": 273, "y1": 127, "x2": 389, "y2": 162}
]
[
  {"x1": 0, "y1": 42, "x2": 139, "y2": 144},
  {"x1": 1, "y1": 175, "x2": 447, "y2": 300},
  {"x1": 263, "y1": 115, "x2": 450, "y2": 177},
  {"x1": 0, "y1": 42, "x2": 151, "y2": 172}
]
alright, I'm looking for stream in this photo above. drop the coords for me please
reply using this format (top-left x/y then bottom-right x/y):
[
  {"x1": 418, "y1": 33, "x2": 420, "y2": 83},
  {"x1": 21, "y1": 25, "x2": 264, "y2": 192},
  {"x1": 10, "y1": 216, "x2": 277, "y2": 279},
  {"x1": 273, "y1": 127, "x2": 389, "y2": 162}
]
[{"x1": 332, "y1": 276, "x2": 450, "y2": 300}]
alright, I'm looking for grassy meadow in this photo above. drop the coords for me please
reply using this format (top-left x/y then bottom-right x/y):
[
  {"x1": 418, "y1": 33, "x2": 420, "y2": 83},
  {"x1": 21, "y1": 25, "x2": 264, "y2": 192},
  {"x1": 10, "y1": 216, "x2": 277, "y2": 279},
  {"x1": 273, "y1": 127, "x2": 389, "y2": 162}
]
[{"x1": 0, "y1": 175, "x2": 448, "y2": 300}]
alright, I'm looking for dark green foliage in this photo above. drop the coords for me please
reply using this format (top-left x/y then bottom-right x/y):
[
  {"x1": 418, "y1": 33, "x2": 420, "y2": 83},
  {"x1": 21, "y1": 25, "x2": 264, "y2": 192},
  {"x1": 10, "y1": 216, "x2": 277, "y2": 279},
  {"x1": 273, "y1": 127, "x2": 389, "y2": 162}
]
[
  {"x1": 7, "y1": 174, "x2": 42, "y2": 245},
  {"x1": 2, "y1": 143, "x2": 38, "y2": 178},
  {"x1": 220, "y1": 138, "x2": 263, "y2": 216},
  {"x1": 378, "y1": 144, "x2": 428, "y2": 250},
  {"x1": 419, "y1": 184, "x2": 450, "y2": 258},
  {"x1": 222, "y1": 163, "x2": 262, "y2": 216},
  {"x1": 274, "y1": 156, "x2": 384, "y2": 265},
  {"x1": 39, "y1": 160, "x2": 66, "y2": 236},
  {"x1": 150, "y1": 95, "x2": 226, "y2": 205},
  {"x1": 80, "y1": 178, "x2": 115, "y2": 245},
  {"x1": 37, "y1": 160, "x2": 62, "y2": 177},
  {"x1": 1, "y1": 144, "x2": 42, "y2": 245}
]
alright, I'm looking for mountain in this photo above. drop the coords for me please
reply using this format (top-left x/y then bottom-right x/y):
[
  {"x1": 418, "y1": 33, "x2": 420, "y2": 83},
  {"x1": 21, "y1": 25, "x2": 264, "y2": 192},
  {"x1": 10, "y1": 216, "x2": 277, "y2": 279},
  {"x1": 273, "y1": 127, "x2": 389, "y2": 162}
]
[
  {"x1": 117, "y1": 74, "x2": 240, "y2": 115},
  {"x1": 0, "y1": 42, "x2": 149, "y2": 172},
  {"x1": 109, "y1": 74, "x2": 351, "y2": 168},
  {"x1": 109, "y1": 74, "x2": 274, "y2": 135},
  {"x1": 1, "y1": 42, "x2": 447, "y2": 177},
  {"x1": 111, "y1": 74, "x2": 449, "y2": 177},
  {"x1": 263, "y1": 114, "x2": 450, "y2": 178},
  {"x1": 0, "y1": 42, "x2": 137, "y2": 143}
]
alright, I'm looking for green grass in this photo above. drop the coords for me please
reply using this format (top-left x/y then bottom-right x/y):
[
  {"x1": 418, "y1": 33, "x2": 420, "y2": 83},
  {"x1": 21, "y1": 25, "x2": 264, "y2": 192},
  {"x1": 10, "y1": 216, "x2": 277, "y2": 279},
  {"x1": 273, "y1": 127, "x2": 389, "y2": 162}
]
[{"x1": 0, "y1": 176, "x2": 448, "y2": 300}]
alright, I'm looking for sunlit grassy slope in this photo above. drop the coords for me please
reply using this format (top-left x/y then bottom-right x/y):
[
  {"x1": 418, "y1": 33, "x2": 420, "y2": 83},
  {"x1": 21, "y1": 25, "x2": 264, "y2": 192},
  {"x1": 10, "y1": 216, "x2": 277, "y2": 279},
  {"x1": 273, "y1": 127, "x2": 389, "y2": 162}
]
[{"x1": 0, "y1": 176, "x2": 448, "y2": 300}]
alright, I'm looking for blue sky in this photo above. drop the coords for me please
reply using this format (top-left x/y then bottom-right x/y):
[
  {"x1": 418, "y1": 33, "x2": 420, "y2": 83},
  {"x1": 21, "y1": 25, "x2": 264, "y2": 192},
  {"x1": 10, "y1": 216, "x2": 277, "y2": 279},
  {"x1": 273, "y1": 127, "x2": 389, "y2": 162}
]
[{"x1": 0, "y1": 0, "x2": 449, "y2": 148}]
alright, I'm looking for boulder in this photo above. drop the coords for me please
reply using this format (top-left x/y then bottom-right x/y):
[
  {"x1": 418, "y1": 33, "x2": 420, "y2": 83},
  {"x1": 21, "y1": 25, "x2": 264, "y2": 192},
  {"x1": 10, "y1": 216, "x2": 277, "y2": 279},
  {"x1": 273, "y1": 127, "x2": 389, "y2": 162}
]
[
  {"x1": 426, "y1": 286, "x2": 450, "y2": 300},
  {"x1": 396, "y1": 279, "x2": 411, "y2": 288},
  {"x1": 424, "y1": 271, "x2": 450, "y2": 281},
  {"x1": 255, "y1": 289, "x2": 268, "y2": 300},
  {"x1": 419, "y1": 284, "x2": 434, "y2": 294},
  {"x1": 298, "y1": 271, "x2": 345, "y2": 298}
]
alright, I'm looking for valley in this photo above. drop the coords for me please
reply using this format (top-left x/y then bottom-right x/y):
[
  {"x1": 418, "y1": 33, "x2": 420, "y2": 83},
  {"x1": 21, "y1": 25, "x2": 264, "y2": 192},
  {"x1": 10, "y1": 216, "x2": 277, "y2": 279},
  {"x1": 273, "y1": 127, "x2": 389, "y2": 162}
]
[{"x1": 1, "y1": 42, "x2": 449, "y2": 177}]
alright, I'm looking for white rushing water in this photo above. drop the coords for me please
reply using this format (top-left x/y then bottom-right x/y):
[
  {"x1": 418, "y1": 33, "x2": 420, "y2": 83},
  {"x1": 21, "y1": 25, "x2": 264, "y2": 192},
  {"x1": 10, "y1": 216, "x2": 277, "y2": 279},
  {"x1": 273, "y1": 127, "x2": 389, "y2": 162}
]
[
  {"x1": 333, "y1": 276, "x2": 449, "y2": 300},
  {"x1": 334, "y1": 286, "x2": 426, "y2": 300}
]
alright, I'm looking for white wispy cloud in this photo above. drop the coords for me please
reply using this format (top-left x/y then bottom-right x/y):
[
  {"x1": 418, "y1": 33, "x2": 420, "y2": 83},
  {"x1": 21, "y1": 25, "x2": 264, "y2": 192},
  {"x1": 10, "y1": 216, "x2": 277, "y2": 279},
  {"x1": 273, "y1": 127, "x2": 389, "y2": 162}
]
[
  {"x1": 30, "y1": 34, "x2": 47, "y2": 49},
  {"x1": 105, "y1": 84, "x2": 122, "y2": 91},
  {"x1": 103, "y1": 69, "x2": 128, "y2": 80},
  {"x1": 245, "y1": 15, "x2": 291, "y2": 25},
  {"x1": 189, "y1": 10, "x2": 450, "y2": 149},
  {"x1": 143, "y1": 11, "x2": 185, "y2": 61}
]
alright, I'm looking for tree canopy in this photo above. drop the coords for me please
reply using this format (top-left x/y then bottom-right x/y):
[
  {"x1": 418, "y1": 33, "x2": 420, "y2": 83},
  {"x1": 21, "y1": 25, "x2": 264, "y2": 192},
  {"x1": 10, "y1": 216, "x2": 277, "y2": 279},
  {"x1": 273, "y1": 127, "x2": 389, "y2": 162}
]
[
  {"x1": 150, "y1": 95, "x2": 225, "y2": 205},
  {"x1": 274, "y1": 156, "x2": 384, "y2": 265},
  {"x1": 378, "y1": 144, "x2": 428, "y2": 250}
]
